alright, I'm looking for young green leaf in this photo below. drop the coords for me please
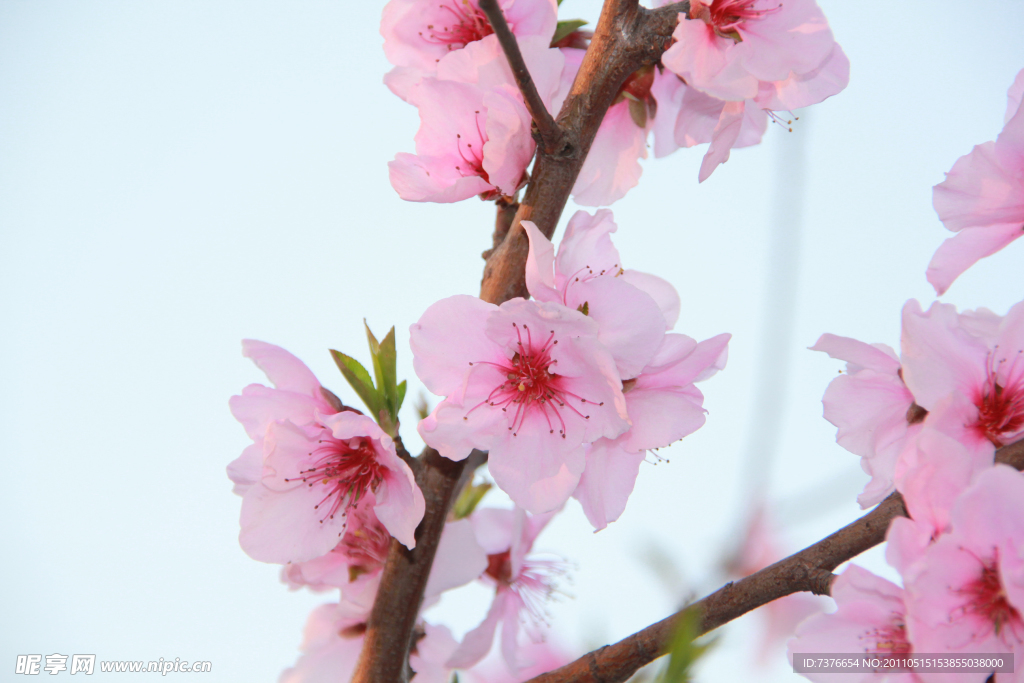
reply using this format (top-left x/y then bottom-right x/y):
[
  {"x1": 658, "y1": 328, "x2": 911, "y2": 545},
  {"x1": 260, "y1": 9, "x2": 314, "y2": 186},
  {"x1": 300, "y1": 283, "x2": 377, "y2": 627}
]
[
  {"x1": 378, "y1": 326, "x2": 399, "y2": 416},
  {"x1": 551, "y1": 18, "x2": 587, "y2": 45},
  {"x1": 657, "y1": 607, "x2": 717, "y2": 683},
  {"x1": 330, "y1": 349, "x2": 381, "y2": 417},
  {"x1": 452, "y1": 480, "x2": 492, "y2": 520},
  {"x1": 396, "y1": 379, "x2": 408, "y2": 414}
]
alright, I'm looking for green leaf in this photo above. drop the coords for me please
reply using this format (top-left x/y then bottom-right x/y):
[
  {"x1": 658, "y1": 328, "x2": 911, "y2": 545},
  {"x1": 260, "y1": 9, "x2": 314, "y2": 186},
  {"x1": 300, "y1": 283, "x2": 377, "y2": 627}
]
[
  {"x1": 657, "y1": 608, "x2": 717, "y2": 683},
  {"x1": 452, "y1": 480, "x2": 492, "y2": 520},
  {"x1": 396, "y1": 380, "x2": 408, "y2": 414},
  {"x1": 330, "y1": 349, "x2": 381, "y2": 417},
  {"x1": 551, "y1": 18, "x2": 587, "y2": 45},
  {"x1": 414, "y1": 392, "x2": 430, "y2": 421},
  {"x1": 364, "y1": 321, "x2": 385, "y2": 402},
  {"x1": 378, "y1": 326, "x2": 399, "y2": 417},
  {"x1": 576, "y1": 301, "x2": 589, "y2": 316}
]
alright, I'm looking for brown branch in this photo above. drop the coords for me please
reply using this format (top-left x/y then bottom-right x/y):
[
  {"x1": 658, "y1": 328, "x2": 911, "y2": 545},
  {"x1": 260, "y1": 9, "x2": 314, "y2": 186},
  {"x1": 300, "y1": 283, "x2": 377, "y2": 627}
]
[
  {"x1": 355, "y1": 3, "x2": 691, "y2": 680},
  {"x1": 479, "y1": 0, "x2": 688, "y2": 304},
  {"x1": 477, "y1": 0, "x2": 567, "y2": 156},
  {"x1": 525, "y1": 437, "x2": 1024, "y2": 683},
  {"x1": 351, "y1": 448, "x2": 466, "y2": 682}
]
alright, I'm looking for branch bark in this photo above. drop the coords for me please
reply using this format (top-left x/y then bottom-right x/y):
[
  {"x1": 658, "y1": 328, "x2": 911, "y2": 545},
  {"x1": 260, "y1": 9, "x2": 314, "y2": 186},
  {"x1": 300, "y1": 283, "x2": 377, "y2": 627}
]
[
  {"x1": 479, "y1": 1, "x2": 689, "y2": 304},
  {"x1": 478, "y1": 0, "x2": 566, "y2": 155},
  {"x1": 524, "y1": 437, "x2": 1024, "y2": 683},
  {"x1": 355, "y1": 4, "x2": 690, "y2": 680}
]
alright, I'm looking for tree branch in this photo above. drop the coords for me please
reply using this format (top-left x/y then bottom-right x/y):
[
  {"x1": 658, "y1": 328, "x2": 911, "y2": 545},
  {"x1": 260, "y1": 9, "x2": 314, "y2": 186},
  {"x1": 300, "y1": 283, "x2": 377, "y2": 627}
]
[
  {"x1": 524, "y1": 437, "x2": 1024, "y2": 683},
  {"x1": 355, "y1": 3, "x2": 690, "y2": 679},
  {"x1": 479, "y1": 1, "x2": 688, "y2": 304},
  {"x1": 478, "y1": 0, "x2": 566, "y2": 156}
]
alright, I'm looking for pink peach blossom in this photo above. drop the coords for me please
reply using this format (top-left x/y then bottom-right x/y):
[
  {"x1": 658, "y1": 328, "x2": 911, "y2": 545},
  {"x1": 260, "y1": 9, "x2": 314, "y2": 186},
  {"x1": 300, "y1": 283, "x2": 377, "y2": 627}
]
[
  {"x1": 389, "y1": 37, "x2": 563, "y2": 203},
  {"x1": 229, "y1": 340, "x2": 425, "y2": 562},
  {"x1": 901, "y1": 466, "x2": 1024, "y2": 682},
  {"x1": 810, "y1": 333, "x2": 919, "y2": 508},
  {"x1": 412, "y1": 295, "x2": 629, "y2": 513},
  {"x1": 788, "y1": 565, "x2": 919, "y2": 683},
  {"x1": 928, "y1": 70, "x2": 1024, "y2": 295},
  {"x1": 447, "y1": 507, "x2": 565, "y2": 674},
  {"x1": 662, "y1": 0, "x2": 838, "y2": 103},
  {"x1": 463, "y1": 638, "x2": 574, "y2": 682},
  {"x1": 239, "y1": 409, "x2": 425, "y2": 562},
  {"x1": 900, "y1": 300, "x2": 1024, "y2": 455},
  {"x1": 381, "y1": 0, "x2": 557, "y2": 73}
]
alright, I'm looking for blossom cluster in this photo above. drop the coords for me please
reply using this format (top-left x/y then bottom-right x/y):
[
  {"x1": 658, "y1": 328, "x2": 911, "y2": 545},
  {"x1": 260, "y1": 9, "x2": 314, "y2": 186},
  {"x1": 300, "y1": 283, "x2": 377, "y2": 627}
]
[
  {"x1": 222, "y1": 0, "x2": 1024, "y2": 677},
  {"x1": 788, "y1": 70, "x2": 1024, "y2": 682},
  {"x1": 384, "y1": 0, "x2": 849, "y2": 207},
  {"x1": 226, "y1": 204, "x2": 730, "y2": 679}
]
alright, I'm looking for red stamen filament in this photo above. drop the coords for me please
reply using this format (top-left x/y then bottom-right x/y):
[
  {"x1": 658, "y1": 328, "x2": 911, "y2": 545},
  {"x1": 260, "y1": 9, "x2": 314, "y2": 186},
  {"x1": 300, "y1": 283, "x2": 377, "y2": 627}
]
[
  {"x1": 454, "y1": 111, "x2": 490, "y2": 182},
  {"x1": 974, "y1": 348, "x2": 1024, "y2": 447},
  {"x1": 465, "y1": 323, "x2": 604, "y2": 437},
  {"x1": 861, "y1": 617, "x2": 912, "y2": 655},
  {"x1": 418, "y1": 1, "x2": 494, "y2": 52},
  {"x1": 690, "y1": 0, "x2": 781, "y2": 37},
  {"x1": 284, "y1": 436, "x2": 385, "y2": 524},
  {"x1": 956, "y1": 554, "x2": 1024, "y2": 643}
]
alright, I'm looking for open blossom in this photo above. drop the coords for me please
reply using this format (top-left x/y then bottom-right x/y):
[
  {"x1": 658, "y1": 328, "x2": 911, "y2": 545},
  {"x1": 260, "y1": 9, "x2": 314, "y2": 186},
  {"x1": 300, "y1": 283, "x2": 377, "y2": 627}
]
[
  {"x1": 928, "y1": 68, "x2": 1024, "y2": 295},
  {"x1": 810, "y1": 334, "x2": 920, "y2": 508},
  {"x1": 411, "y1": 295, "x2": 628, "y2": 513},
  {"x1": 788, "y1": 565, "x2": 918, "y2": 683},
  {"x1": 228, "y1": 340, "x2": 425, "y2": 563},
  {"x1": 523, "y1": 209, "x2": 677, "y2": 379},
  {"x1": 900, "y1": 466, "x2": 1024, "y2": 679},
  {"x1": 573, "y1": 332, "x2": 730, "y2": 529},
  {"x1": 929, "y1": 66, "x2": 1024, "y2": 296},
  {"x1": 662, "y1": 0, "x2": 839, "y2": 103},
  {"x1": 389, "y1": 37, "x2": 563, "y2": 203},
  {"x1": 900, "y1": 300, "x2": 1024, "y2": 455},
  {"x1": 381, "y1": 0, "x2": 557, "y2": 73},
  {"x1": 447, "y1": 507, "x2": 566, "y2": 674}
]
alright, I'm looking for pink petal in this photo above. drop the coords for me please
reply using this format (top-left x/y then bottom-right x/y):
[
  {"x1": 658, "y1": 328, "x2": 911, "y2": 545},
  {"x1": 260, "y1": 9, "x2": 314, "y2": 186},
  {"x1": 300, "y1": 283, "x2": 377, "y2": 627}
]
[
  {"x1": 569, "y1": 275, "x2": 666, "y2": 379},
  {"x1": 523, "y1": 220, "x2": 559, "y2": 302},
  {"x1": 239, "y1": 422, "x2": 350, "y2": 564},
  {"x1": 810, "y1": 333, "x2": 901, "y2": 375},
  {"x1": 410, "y1": 294, "x2": 499, "y2": 398},
  {"x1": 446, "y1": 591, "x2": 507, "y2": 669},
  {"x1": 755, "y1": 43, "x2": 849, "y2": 111},
  {"x1": 926, "y1": 222, "x2": 1024, "y2": 295},
  {"x1": 388, "y1": 152, "x2": 494, "y2": 203},
  {"x1": 424, "y1": 518, "x2": 489, "y2": 599},
  {"x1": 572, "y1": 440, "x2": 646, "y2": 530},
  {"x1": 571, "y1": 100, "x2": 647, "y2": 207},
  {"x1": 556, "y1": 209, "x2": 622, "y2": 279},
  {"x1": 242, "y1": 339, "x2": 322, "y2": 395},
  {"x1": 1006, "y1": 68, "x2": 1024, "y2": 124},
  {"x1": 620, "y1": 269, "x2": 681, "y2": 330},
  {"x1": 227, "y1": 442, "x2": 263, "y2": 496}
]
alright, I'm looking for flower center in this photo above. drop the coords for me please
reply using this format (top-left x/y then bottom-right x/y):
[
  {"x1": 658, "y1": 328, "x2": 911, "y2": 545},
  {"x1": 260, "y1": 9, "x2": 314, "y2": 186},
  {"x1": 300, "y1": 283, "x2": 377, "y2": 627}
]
[
  {"x1": 284, "y1": 435, "x2": 385, "y2": 524},
  {"x1": 974, "y1": 349, "x2": 1024, "y2": 447},
  {"x1": 862, "y1": 617, "x2": 912, "y2": 655},
  {"x1": 467, "y1": 322, "x2": 604, "y2": 437},
  {"x1": 420, "y1": 1, "x2": 494, "y2": 53},
  {"x1": 689, "y1": 0, "x2": 780, "y2": 39},
  {"x1": 339, "y1": 505, "x2": 391, "y2": 578},
  {"x1": 957, "y1": 556, "x2": 1024, "y2": 641},
  {"x1": 484, "y1": 549, "x2": 568, "y2": 627}
]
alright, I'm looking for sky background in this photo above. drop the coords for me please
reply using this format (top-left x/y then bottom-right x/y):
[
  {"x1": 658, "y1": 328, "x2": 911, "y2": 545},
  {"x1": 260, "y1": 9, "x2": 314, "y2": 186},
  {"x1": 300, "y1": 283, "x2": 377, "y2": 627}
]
[{"x1": 2, "y1": 1, "x2": 1023, "y2": 681}]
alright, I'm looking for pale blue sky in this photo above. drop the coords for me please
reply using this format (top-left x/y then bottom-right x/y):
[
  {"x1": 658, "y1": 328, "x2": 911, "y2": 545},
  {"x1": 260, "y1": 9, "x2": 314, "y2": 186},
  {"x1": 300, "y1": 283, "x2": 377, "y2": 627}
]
[{"x1": 2, "y1": 1, "x2": 1022, "y2": 681}]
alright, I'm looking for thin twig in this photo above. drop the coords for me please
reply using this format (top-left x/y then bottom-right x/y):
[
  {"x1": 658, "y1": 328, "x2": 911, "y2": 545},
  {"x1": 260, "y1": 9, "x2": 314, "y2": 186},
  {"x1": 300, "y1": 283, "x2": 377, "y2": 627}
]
[
  {"x1": 477, "y1": 0, "x2": 567, "y2": 156},
  {"x1": 524, "y1": 438, "x2": 1024, "y2": 683}
]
